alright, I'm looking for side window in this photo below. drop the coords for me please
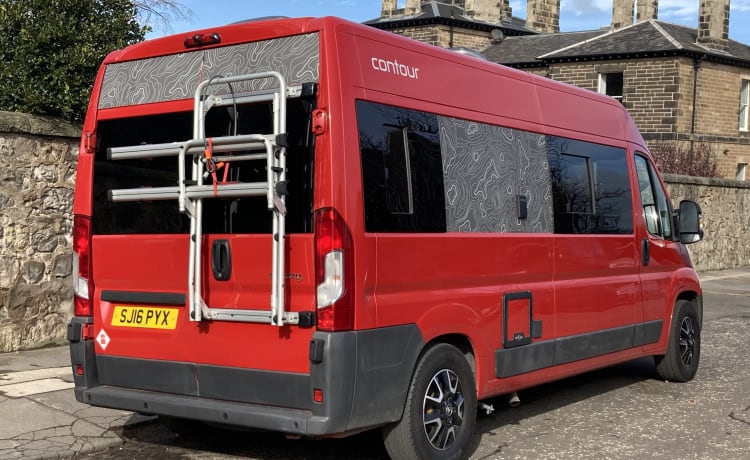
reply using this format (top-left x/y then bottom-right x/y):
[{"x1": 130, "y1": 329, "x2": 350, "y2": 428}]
[
  {"x1": 548, "y1": 137, "x2": 633, "y2": 234},
  {"x1": 635, "y1": 154, "x2": 673, "y2": 239},
  {"x1": 357, "y1": 100, "x2": 446, "y2": 232}
]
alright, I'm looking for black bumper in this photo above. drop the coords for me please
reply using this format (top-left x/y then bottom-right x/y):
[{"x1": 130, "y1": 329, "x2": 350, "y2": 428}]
[{"x1": 68, "y1": 319, "x2": 424, "y2": 436}]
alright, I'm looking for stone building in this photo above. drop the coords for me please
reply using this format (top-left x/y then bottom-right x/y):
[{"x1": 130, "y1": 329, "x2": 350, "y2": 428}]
[
  {"x1": 368, "y1": 0, "x2": 534, "y2": 52},
  {"x1": 368, "y1": 0, "x2": 750, "y2": 180}
]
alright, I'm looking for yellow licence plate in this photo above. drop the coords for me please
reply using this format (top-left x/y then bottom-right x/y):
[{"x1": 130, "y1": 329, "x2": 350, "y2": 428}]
[{"x1": 111, "y1": 306, "x2": 179, "y2": 330}]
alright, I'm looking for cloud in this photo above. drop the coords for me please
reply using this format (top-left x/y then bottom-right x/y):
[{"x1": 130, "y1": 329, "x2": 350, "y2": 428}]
[
  {"x1": 562, "y1": 0, "x2": 610, "y2": 16},
  {"x1": 658, "y1": 0, "x2": 697, "y2": 21}
]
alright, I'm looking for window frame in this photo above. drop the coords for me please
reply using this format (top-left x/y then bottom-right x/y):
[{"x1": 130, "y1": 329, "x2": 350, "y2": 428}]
[
  {"x1": 740, "y1": 78, "x2": 750, "y2": 132},
  {"x1": 737, "y1": 162, "x2": 748, "y2": 181},
  {"x1": 598, "y1": 72, "x2": 624, "y2": 103},
  {"x1": 635, "y1": 154, "x2": 674, "y2": 240}
]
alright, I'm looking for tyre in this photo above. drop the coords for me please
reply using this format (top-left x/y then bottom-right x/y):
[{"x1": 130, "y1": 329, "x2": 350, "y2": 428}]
[
  {"x1": 383, "y1": 343, "x2": 477, "y2": 460},
  {"x1": 654, "y1": 299, "x2": 701, "y2": 382}
]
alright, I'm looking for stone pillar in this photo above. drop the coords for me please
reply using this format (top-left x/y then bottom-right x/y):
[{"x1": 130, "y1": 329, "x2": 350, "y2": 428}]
[
  {"x1": 636, "y1": 0, "x2": 658, "y2": 22},
  {"x1": 499, "y1": 0, "x2": 513, "y2": 22},
  {"x1": 612, "y1": 0, "x2": 635, "y2": 30},
  {"x1": 465, "y1": 0, "x2": 503, "y2": 23},
  {"x1": 697, "y1": 0, "x2": 730, "y2": 52},
  {"x1": 381, "y1": 0, "x2": 397, "y2": 17},
  {"x1": 526, "y1": 0, "x2": 560, "y2": 33},
  {"x1": 404, "y1": 0, "x2": 421, "y2": 16}
]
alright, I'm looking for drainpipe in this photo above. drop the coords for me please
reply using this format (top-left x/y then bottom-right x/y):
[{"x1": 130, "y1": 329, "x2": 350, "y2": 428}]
[
  {"x1": 690, "y1": 57, "x2": 703, "y2": 158},
  {"x1": 449, "y1": 13, "x2": 454, "y2": 48}
]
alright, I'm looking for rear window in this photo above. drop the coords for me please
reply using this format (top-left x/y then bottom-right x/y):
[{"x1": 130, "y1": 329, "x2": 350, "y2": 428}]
[{"x1": 93, "y1": 99, "x2": 314, "y2": 235}]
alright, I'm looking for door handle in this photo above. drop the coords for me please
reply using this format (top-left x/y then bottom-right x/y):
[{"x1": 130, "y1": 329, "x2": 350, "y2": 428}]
[
  {"x1": 641, "y1": 238, "x2": 650, "y2": 266},
  {"x1": 211, "y1": 240, "x2": 232, "y2": 281}
]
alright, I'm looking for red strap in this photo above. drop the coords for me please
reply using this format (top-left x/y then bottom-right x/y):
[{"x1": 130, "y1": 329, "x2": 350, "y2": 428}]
[
  {"x1": 204, "y1": 138, "x2": 219, "y2": 197},
  {"x1": 204, "y1": 138, "x2": 230, "y2": 198}
]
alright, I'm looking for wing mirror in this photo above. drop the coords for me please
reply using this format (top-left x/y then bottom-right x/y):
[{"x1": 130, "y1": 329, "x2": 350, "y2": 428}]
[{"x1": 677, "y1": 200, "x2": 703, "y2": 244}]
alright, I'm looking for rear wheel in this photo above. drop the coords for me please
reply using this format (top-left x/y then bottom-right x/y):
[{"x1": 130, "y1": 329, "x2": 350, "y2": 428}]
[
  {"x1": 654, "y1": 299, "x2": 701, "y2": 382},
  {"x1": 383, "y1": 343, "x2": 477, "y2": 460}
]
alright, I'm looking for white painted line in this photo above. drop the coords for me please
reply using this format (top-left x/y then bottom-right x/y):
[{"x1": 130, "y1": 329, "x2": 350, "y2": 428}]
[
  {"x1": 0, "y1": 366, "x2": 71, "y2": 386},
  {"x1": 0, "y1": 378, "x2": 74, "y2": 398}
]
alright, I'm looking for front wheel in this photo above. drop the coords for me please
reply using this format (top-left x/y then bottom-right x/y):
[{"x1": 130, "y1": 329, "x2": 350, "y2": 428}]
[
  {"x1": 654, "y1": 299, "x2": 701, "y2": 382},
  {"x1": 383, "y1": 343, "x2": 477, "y2": 460}
]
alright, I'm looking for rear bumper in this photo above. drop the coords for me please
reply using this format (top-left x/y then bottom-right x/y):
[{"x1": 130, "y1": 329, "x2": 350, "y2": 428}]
[
  {"x1": 79, "y1": 385, "x2": 320, "y2": 435},
  {"x1": 68, "y1": 318, "x2": 424, "y2": 436}
]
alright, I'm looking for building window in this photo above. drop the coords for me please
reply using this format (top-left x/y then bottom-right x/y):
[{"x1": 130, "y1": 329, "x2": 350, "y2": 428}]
[
  {"x1": 740, "y1": 79, "x2": 749, "y2": 131},
  {"x1": 737, "y1": 163, "x2": 748, "y2": 181},
  {"x1": 598, "y1": 72, "x2": 624, "y2": 103}
]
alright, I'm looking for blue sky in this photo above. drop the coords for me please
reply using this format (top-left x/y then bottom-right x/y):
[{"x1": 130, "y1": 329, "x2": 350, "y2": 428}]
[{"x1": 147, "y1": 0, "x2": 750, "y2": 46}]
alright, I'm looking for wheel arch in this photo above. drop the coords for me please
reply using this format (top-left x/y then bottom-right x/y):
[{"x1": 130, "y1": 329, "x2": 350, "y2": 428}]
[
  {"x1": 668, "y1": 267, "x2": 703, "y2": 327},
  {"x1": 415, "y1": 303, "x2": 489, "y2": 396}
]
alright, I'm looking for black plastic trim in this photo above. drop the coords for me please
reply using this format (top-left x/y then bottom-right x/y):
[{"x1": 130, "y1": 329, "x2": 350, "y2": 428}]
[
  {"x1": 95, "y1": 355, "x2": 311, "y2": 409},
  {"x1": 495, "y1": 320, "x2": 663, "y2": 378},
  {"x1": 83, "y1": 385, "x2": 315, "y2": 435},
  {"x1": 100, "y1": 291, "x2": 186, "y2": 306},
  {"x1": 502, "y1": 291, "x2": 533, "y2": 348},
  {"x1": 310, "y1": 325, "x2": 425, "y2": 433}
]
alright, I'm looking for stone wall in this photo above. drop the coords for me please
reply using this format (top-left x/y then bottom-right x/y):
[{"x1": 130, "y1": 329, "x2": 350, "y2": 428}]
[
  {"x1": 664, "y1": 173, "x2": 750, "y2": 271},
  {"x1": 0, "y1": 111, "x2": 80, "y2": 352}
]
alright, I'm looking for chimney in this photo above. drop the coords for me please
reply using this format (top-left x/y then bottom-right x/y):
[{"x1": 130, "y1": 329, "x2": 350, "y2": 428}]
[
  {"x1": 612, "y1": 0, "x2": 635, "y2": 30},
  {"x1": 636, "y1": 0, "x2": 658, "y2": 22},
  {"x1": 500, "y1": 0, "x2": 514, "y2": 22},
  {"x1": 381, "y1": 0, "x2": 397, "y2": 17},
  {"x1": 404, "y1": 0, "x2": 421, "y2": 16},
  {"x1": 465, "y1": 0, "x2": 504, "y2": 23},
  {"x1": 697, "y1": 0, "x2": 730, "y2": 52},
  {"x1": 526, "y1": 0, "x2": 561, "y2": 33}
]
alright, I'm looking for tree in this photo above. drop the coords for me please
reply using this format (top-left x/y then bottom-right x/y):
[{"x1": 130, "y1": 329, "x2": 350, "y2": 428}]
[
  {"x1": 0, "y1": 0, "x2": 188, "y2": 123},
  {"x1": 650, "y1": 142, "x2": 720, "y2": 178}
]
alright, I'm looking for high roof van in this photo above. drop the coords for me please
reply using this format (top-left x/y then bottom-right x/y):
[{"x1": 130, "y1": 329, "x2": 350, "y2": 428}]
[{"x1": 68, "y1": 16, "x2": 704, "y2": 460}]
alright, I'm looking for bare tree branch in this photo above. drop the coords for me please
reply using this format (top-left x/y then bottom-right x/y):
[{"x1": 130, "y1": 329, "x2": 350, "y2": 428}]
[{"x1": 133, "y1": 0, "x2": 192, "y2": 33}]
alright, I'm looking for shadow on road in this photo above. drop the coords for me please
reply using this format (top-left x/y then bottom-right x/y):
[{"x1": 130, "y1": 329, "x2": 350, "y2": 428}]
[{"x1": 93, "y1": 357, "x2": 659, "y2": 459}]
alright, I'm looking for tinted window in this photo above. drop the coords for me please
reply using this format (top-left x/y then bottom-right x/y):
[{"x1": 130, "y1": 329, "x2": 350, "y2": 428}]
[
  {"x1": 549, "y1": 137, "x2": 633, "y2": 234},
  {"x1": 357, "y1": 100, "x2": 446, "y2": 232},
  {"x1": 94, "y1": 100, "x2": 315, "y2": 235}
]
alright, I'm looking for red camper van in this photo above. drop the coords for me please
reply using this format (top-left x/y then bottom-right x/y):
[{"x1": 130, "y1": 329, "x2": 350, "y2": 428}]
[{"x1": 68, "y1": 16, "x2": 704, "y2": 460}]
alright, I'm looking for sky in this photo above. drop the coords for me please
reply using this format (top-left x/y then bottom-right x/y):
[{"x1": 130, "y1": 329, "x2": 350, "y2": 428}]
[{"x1": 146, "y1": 0, "x2": 750, "y2": 46}]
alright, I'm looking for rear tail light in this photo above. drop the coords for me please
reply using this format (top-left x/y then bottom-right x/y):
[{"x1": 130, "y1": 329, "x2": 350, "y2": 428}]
[
  {"x1": 72, "y1": 215, "x2": 94, "y2": 317},
  {"x1": 314, "y1": 208, "x2": 354, "y2": 331}
]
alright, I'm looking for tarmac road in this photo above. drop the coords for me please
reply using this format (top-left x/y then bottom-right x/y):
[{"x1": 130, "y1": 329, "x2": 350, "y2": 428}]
[{"x1": 2, "y1": 269, "x2": 748, "y2": 460}]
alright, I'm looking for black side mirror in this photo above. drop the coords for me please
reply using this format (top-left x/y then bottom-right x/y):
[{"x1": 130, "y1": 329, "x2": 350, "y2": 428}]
[{"x1": 678, "y1": 200, "x2": 703, "y2": 244}]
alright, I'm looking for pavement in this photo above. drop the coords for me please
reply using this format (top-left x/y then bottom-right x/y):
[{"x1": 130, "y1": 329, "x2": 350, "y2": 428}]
[
  {"x1": 0, "y1": 268, "x2": 748, "y2": 460},
  {"x1": 0, "y1": 346, "x2": 154, "y2": 459}
]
